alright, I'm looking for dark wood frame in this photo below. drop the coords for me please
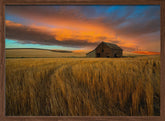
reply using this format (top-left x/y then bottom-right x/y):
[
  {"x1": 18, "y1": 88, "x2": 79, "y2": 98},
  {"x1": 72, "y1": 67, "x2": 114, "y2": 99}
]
[{"x1": 0, "y1": 0, "x2": 165, "y2": 120}]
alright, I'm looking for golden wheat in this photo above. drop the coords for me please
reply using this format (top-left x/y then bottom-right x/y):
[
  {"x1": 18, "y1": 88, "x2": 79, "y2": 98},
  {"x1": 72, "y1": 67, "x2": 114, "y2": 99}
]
[{"x1": 5, "y1": 56, "x2": 160, "y2": 116}]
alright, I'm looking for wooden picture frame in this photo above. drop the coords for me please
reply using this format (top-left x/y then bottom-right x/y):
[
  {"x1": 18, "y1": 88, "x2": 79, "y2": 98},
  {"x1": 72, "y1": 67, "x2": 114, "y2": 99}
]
[{"x1": 0, "y1": 0, "x2": 165, "y2": 121}]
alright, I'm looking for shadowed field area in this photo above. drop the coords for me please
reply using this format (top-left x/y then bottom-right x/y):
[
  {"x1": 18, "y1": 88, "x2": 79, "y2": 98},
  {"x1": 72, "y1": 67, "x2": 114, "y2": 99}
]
[{"x1": 5, "y1": 55, "x2": 160, "y2": 116}]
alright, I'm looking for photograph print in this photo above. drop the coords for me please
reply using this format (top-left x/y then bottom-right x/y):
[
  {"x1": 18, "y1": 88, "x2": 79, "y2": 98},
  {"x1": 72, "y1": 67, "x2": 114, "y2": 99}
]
[{"x1": 5, "y1": 5, "x2": 160, "y2": 116}]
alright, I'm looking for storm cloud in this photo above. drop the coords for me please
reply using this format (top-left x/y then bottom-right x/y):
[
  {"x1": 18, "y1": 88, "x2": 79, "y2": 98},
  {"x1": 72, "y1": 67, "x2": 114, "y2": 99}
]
[{"x1": 6, "y1": 21, "x2": 102, "y2": 48}]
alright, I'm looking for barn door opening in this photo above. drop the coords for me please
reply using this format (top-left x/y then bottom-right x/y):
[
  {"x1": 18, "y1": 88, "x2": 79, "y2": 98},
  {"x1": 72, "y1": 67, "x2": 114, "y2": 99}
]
[{"x1": 97, "y1": 53, "x2": 100, "y2": 57}]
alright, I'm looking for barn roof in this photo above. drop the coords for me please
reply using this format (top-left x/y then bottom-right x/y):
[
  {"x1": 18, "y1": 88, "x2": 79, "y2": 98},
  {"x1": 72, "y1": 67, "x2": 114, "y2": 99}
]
[
  {"x1": 102, "y1": 42, "x2": 122, "y2": 50},
  {"x1": 86, "y1": 41, "x2": 122, "y2": 55}
]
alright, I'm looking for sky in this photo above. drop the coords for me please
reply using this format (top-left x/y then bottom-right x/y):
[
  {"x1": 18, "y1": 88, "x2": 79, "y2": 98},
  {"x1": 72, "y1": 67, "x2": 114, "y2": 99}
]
[{"x1": 5, "y1": 5, "x2": 160, "y2": 52}]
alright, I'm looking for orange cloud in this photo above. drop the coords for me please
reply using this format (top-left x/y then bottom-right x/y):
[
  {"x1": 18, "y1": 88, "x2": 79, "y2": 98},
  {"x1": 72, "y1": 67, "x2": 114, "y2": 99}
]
[
  {"x1": 52, "y1": 28, "x2": 116, "y2": 43},
  {"x1": 6, "y1": 20, "x2": 118, "y2": 44},
  {"x1": 5, "y1": 20, "x2": 22, "y2": 27},
  {"x1": 5, "y1": 20, "x2": 137, "y2": 51}
]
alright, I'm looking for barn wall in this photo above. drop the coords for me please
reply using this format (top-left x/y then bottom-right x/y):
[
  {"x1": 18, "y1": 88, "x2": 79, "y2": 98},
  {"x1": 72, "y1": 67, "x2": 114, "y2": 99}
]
[
  {"x1": 113, "y1": 49, "x2": 122, "y2": 57},
  {"x1": 95, "y1": 43, "x2": 113, "y2": 57},
  {"x1": 95, "y1": 43, "x2": 122, "y2": 58}
]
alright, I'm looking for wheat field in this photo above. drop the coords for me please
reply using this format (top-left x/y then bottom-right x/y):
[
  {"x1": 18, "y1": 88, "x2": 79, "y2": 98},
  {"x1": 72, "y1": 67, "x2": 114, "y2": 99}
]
[{"x1": 5, "y1": 56, "x2": 160, "y2": 116}]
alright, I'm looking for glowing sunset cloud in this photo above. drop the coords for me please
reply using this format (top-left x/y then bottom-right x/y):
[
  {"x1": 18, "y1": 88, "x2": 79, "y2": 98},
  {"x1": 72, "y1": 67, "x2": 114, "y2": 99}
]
[
  {"x1": 5, "y1": 5, "x2": 160, "y2": 52},
  {"x1": 6, "y1": 20, "x2": 117, "y2": 47}
]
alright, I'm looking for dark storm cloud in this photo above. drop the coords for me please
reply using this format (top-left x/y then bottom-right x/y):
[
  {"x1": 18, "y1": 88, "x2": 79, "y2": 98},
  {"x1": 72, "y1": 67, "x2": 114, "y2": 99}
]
[
  {"x1": 6, "y1": 5, "x2": 160, "y2": 37},
  {"x1": 5, "y1": 21, "x2": 99, "y2": 48},
  {"x1": 114, "y1": 7, "x2": 160, "y2": 37}
]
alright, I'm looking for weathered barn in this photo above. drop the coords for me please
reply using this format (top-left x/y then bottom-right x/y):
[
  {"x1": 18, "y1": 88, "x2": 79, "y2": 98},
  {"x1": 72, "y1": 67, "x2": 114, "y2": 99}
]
[{"x1": 86, "y1": 42, "x2": 123, "y2": 58}]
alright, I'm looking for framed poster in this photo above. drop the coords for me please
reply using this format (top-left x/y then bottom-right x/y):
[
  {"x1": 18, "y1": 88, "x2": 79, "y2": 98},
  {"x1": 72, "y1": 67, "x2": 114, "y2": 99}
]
[{"x1": 0, "y1": 0, "x2": 165, "y2": 121}]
